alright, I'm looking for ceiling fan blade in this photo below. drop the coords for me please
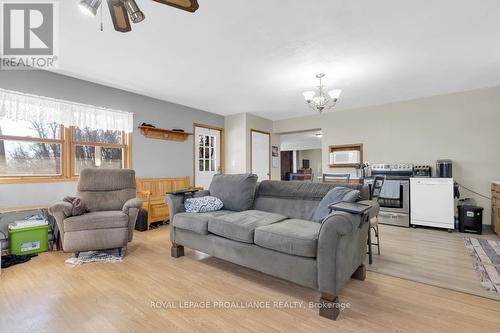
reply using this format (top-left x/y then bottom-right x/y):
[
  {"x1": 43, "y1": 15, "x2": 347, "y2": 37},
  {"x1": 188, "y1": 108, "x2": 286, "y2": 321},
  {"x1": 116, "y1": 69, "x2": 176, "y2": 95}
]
[
  {"x1": 107, "y1": 0, "x2": 132, "y2": 32},
  {"x1": 153, "y1": 0, "x2": 199, "y2": 13}
]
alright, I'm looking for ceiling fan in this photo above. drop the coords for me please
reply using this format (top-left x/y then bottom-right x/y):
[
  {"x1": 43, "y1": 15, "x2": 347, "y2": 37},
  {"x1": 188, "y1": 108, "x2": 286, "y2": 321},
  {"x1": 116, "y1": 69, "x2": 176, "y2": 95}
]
[{"x1": 79, "y1": 0, "x2": 199, "y2": 33}]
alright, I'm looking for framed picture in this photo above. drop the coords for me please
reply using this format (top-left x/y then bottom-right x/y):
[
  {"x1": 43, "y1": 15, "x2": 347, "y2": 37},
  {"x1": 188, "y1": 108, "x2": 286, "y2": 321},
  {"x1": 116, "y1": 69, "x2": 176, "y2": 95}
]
[{"x1": 272, "y1": 146, "x2": 279, "y2": 157}]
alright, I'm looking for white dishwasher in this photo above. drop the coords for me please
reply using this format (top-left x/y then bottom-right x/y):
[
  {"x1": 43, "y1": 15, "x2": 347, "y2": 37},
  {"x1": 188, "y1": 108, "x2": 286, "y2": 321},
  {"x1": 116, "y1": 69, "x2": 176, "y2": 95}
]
[{"x1": 410, "y1": 178, "x2": 455, "y2": 232}]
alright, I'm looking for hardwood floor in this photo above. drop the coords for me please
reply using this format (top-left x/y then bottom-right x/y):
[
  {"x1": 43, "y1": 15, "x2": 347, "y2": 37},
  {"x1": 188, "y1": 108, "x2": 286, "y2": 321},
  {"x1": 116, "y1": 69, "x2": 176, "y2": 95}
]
[
  {"x1": 1, "y1": 226, "x2": 500, "y2": 332},
  {"x1": 367, "y1": 224, "x2": 500, "y2": 300}
]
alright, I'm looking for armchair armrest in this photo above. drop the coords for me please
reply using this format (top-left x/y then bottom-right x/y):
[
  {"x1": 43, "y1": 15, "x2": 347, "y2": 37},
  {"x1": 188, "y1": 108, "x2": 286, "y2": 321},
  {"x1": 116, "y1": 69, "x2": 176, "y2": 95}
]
[
  {"x1": 48, "y1": 201, "x2": 73, "y2": 239},
  {"x1": 122, "y1": 198, "x2": 142, "y2": 213},
  {"x1": 122, "y1": 198, "x2": 142, "y2": 242},
  {"x1": 48, "y1": 201, "x2": 73, "y2": 217}
]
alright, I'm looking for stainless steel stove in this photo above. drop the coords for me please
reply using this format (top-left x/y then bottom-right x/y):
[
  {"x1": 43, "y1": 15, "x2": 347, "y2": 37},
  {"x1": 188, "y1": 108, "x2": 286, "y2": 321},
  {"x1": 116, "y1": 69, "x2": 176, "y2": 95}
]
[{"x1": 364, "y1": 163, "x2": 414, "y2": 227}]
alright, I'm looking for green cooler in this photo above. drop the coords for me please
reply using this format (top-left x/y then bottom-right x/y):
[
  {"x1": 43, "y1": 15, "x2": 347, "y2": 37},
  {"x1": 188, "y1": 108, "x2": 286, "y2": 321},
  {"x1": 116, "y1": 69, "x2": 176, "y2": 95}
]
[{"x1": 8, "y1": 220, "x2": 49, "y2": 255}]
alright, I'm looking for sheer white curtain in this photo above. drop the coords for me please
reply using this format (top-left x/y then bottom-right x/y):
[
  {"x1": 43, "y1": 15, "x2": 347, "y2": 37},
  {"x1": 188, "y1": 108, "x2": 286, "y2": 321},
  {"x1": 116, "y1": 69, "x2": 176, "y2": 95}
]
[{"x1": 0, "y1": 88, "x2": 134, "y2": 133}]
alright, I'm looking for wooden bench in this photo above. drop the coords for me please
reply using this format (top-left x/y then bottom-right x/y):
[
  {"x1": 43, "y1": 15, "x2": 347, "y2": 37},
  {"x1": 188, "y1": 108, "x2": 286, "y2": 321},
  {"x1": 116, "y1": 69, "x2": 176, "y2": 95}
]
[{"x1": 136, "y1": 177, "x2": 201, "y2": 230}]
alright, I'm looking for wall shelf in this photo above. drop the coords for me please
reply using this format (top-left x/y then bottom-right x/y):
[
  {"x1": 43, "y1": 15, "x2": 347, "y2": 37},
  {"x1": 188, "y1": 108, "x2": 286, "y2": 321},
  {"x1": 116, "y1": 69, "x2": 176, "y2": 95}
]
[{"x1": 138, "y1": 126, "x2": 192, "y2": 142}]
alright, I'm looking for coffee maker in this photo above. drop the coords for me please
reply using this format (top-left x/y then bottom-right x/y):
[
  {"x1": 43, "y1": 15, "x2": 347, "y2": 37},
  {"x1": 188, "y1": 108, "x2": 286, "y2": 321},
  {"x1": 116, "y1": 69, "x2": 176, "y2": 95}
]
[{"x1": 436, "y1": 159, "x2": 452, "y2": 178}]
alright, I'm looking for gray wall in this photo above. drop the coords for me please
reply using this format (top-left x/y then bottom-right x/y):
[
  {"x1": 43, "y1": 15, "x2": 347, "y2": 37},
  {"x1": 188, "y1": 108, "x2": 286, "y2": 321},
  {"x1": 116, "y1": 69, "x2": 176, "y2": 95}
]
[
  {"x1": 0, "y1": 70, "x2": 224, "y2": 208},
  {"x1": 274, "y1": 86, "x2": 500, "y2": 225}
]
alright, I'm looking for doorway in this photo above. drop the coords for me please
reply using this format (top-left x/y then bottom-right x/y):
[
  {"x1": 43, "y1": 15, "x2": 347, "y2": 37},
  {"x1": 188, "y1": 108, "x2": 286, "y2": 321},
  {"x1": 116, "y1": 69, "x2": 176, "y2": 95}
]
[
  {"x1": 250, "y1": 129, "x2": 270, "y2": 181},
  {"x1": 194, "y1": 124, "x2": 224, "y2": 189},
  {"x1": 280, "y1": 151, "x2": 293, "y2": 180}
]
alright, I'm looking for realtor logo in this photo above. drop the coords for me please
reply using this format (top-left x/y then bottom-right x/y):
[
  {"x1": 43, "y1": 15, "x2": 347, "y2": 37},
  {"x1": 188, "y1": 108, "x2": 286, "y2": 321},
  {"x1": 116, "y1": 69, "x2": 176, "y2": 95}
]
[{"x1": 1, "y1": 1, "x2": 59, "y2": 69}]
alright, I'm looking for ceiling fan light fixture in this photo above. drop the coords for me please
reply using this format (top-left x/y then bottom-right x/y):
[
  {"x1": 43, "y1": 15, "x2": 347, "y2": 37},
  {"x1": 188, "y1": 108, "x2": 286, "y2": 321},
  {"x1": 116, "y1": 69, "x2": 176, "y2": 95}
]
[
  {"x1": 122, "y1": 0, "x2": 145, "y2": 23},
  {"x1": 79, "y1": 0, "x2": 102, "y2": 16}
]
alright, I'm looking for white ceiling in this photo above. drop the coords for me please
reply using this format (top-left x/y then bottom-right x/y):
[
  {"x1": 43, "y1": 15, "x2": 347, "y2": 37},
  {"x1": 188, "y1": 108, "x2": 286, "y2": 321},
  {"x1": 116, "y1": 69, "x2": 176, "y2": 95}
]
[
  {"x1": 280, "y1": 130, "x2": 322, "y2": 151},
  {"x1": 56, "y1": 0, "x2": 500, "y2": 120}
]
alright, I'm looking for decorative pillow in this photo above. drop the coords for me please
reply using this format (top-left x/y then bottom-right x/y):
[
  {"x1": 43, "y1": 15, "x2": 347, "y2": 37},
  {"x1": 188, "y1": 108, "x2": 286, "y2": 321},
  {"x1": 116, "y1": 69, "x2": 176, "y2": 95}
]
[
  {"x1": 208, "y1": 174, "x2": 258, "y2": 212},
  {"x1": 185, "y1": 196, "x2": 224, "y2": 213},
  {"x1": 312, "y1": 187, "x2": 360, "y2": 223}
]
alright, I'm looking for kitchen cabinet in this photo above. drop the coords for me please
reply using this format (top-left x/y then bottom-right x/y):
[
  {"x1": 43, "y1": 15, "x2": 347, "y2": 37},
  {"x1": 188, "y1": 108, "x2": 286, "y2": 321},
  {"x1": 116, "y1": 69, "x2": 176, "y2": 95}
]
[{"x1": 492, "y1": 182, "x2": 500, "y2": 234}]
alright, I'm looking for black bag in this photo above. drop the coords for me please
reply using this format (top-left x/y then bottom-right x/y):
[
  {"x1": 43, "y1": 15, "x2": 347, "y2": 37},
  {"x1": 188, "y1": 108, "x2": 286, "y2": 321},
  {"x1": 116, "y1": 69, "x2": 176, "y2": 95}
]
[{"x1": 134, "y1": 208, "x2": 148, "y2": 232}]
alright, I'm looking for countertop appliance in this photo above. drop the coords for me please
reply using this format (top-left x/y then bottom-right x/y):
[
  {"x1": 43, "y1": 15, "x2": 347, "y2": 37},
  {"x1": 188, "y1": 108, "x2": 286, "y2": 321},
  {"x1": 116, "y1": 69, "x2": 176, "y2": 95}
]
[
  {"x1": 414, "y1": 165, "x2": 431, "y2": 177},
  {"x1": 410, "y1": 178, "x2": 455, "y2": 232},
  {"x1": 364, "y1": 163, "x2": 414, "y2": 227},
  {"x1": 436, "y1": 159, "x2": 452, "y2": 178}
]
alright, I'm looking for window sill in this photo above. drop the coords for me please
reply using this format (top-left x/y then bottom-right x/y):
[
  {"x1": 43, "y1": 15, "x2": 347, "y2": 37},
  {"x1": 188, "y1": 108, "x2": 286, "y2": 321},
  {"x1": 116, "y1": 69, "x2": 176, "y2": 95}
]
[{"x1": 0, "y1": 177, "x2": 78, "y2": 184}]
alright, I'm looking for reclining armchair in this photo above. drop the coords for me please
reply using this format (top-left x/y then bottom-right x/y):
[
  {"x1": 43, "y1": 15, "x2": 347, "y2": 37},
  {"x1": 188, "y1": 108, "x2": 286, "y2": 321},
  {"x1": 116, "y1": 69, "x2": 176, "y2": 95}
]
[{"x1": 49, "y1": 168, "x2": 142, "y2": 256}]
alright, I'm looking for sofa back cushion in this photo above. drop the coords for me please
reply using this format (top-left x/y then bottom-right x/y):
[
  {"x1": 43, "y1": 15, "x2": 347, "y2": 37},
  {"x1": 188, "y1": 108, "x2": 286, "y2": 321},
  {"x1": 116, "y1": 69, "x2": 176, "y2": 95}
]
[
  {"x1": 253, "y1": 180, "x2": 369, "y2": 220},
  {"x1": 76, "y1": 168, "x2": 136, "y2": 212},
  {"x1": 209, "y1": 174, "x2": 258, "y2": 212}
]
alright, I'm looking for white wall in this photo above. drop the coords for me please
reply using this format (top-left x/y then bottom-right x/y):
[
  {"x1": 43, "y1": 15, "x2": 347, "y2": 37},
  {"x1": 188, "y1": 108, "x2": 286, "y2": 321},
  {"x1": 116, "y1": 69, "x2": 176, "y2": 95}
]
[
  {"x1": 224, "y1": 113, "x2": 247, "y2": 174},
  {"x1": 298, "y1": 149, "x2": 322, "y2": 179},
  {"x1": 224, "y1": 113, "x2": 280, "y2": 180},
  {"x1": 274, "y1": 86, "x2": 500, "y2": 225},
  {"x1": 0, "y1": 70, "x2": 224, "y2": 208}
]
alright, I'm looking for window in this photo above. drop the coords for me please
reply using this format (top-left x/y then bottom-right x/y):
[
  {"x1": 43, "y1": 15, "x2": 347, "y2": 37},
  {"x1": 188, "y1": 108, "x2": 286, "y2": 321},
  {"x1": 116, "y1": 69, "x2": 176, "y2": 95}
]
[
  {"x1": 0, "y1": 119, "x2": 131, "y2": 182},
  {"x1": 198, "y1": 134, "x2": 216, "y2": 172},
  {"x1": 72, "y1": 127, "x2": 128, "y2": 176},
  {"x1": 0, "y1": 118, "x2": 63, "y2": 177}
]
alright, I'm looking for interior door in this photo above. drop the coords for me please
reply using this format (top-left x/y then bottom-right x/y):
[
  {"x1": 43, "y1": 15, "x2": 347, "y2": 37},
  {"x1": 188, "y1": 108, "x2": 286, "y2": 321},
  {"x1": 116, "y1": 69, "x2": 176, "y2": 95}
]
[
  {"x1": 251, "y1": 130, "x2": 270, "y2": 181},
  {"x1": 195, "y1": 126, "x2": 221, "y2": 189}
]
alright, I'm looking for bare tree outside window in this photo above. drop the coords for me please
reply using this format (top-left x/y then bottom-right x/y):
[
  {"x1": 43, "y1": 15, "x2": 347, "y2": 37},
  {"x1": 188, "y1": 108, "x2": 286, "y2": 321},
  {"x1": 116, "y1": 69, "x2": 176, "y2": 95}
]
[
  {"x1": 0, "y1": 120, "x2": 62, "y2": 176},
  {"x1": 0, "y1": 120, "x2": 127, "y2": 177}
]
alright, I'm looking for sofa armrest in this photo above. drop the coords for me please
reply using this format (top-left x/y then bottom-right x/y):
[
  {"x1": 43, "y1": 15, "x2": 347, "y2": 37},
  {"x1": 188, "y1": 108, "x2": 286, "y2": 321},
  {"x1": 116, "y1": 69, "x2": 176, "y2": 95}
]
[
  {"x1": 165, "y1": 190, "x2": 210, "y2": 222},
  {"x1": 317, "y1": 211, "x2": 369, "y2": 295},
  {"x1": 358, "y1": 200, "x2": 380, "y2": 220},
  {"x1": 48, "y1": 201, "x2": 73, "y2": 238}
]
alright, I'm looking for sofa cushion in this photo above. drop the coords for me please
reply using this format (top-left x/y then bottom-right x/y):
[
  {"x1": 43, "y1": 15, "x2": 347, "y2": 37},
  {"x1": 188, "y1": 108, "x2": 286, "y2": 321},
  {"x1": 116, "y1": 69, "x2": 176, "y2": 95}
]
[
  {"x1": 172, "y1": 210, "x2": 235, "y2": 235},
  {"x1": 64, "y1": 211, "x2": 128, "y2": 232},
  {"x1": 208, "y1": 210, "x2": 287, "y2": 243},
  {"x1": 254, "y1": 219, "x2": 321, "y2": 258},
  {"x1": 209, "y1": 174, "x2": 258, "y2": 211}
]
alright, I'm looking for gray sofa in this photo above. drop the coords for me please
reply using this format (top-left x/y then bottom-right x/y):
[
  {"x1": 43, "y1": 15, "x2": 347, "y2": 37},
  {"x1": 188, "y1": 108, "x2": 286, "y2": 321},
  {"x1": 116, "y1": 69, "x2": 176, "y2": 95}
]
[
  {"x1": 49, "y1": 168, "x2": 142, "y2": 256},
  {"x1": 166, "y1": 174, "x2": 379, "y2": 320}
]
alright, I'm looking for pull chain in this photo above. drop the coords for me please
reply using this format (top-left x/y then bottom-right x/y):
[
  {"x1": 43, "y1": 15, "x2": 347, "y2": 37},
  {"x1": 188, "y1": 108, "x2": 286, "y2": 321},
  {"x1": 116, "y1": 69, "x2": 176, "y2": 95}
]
[{"x1": 100, "y1": 3, "x2": 103, "y2": 31}]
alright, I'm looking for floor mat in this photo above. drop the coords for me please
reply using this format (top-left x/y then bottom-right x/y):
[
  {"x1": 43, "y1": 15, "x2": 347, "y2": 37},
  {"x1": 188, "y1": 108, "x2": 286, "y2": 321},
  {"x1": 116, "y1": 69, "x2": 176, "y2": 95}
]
[
  {"x1": 65, "y1": 249, "x2": 124, "y2": 266},
  {"x1": 464, "y1": 237, "x2": 500, "y2": 294}
]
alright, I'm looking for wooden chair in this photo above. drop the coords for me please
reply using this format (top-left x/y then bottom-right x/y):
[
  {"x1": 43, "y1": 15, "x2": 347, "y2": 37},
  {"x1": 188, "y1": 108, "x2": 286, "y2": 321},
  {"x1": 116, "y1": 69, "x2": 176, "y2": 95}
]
[
  {"x1": 322, "y1": 173, "x2": 351, "y2": 184},
  {"x1": 136, "y1": 177, "x2": 201, "y2": 230}
]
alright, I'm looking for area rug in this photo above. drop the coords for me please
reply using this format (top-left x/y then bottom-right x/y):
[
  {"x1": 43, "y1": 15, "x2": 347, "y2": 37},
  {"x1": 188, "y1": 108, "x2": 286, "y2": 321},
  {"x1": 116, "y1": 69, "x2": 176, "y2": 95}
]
[
  {"x1": 65, "y1": 249, "x2": 123, "y2": 266},
  {"x1": 464, "y1": 237, "x2": 500, "y2": 293}
]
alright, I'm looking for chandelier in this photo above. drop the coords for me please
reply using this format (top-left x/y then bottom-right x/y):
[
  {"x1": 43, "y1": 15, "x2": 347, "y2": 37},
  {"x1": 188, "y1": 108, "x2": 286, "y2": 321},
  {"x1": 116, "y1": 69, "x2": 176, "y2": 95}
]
[{"x1": 302, "y1": 73, "x2": 342, "y2": 113}]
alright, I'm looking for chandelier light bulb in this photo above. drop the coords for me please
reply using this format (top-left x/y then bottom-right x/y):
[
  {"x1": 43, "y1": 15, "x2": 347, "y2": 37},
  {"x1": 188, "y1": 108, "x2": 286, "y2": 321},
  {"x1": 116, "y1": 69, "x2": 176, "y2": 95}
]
[
  {"x1": 328, "y1": 89, "x2": 342, "y2": 100},
  {"x1": 302, "y1": 91, "x2": 316, "y2": 102}
]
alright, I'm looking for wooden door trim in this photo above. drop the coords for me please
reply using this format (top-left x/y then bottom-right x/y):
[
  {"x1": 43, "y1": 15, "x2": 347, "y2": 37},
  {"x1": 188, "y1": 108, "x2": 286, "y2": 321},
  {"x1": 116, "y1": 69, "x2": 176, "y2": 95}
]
[
  {"x1": 250, "y1": 129, "x2": 271, "y2": 180},
  {"x1": 193, "y1": 123, "x2": 225, "y2": 187}
]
